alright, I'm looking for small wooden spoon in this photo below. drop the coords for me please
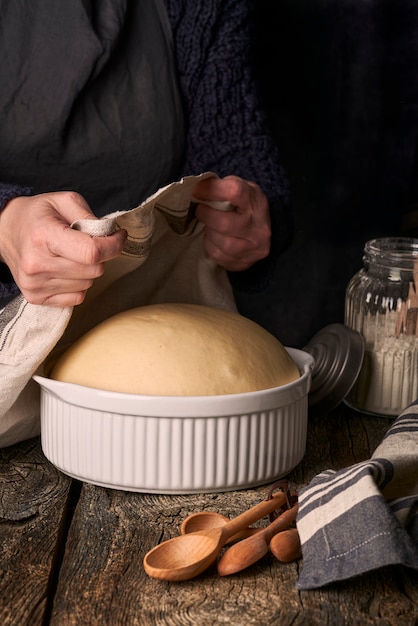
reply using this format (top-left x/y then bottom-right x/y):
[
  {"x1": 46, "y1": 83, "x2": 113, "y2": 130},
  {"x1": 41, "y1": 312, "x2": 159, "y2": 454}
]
[
  {"x1": 180, "y1": 511, "x2": 261, "y2": 544},
  {"x1": 143, "y1": 492, "x2": 286, "y2": 581},
  {"x1": 269, "y1": 527, "x2": 301, "y2": 563},
  {"x1": 217, "y1": 503, "x2": 298, "y2": 576}
]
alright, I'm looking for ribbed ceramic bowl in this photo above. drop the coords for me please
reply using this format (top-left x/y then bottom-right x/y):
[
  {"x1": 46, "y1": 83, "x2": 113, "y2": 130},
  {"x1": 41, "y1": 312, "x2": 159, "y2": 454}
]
[{"x1": 34, "y1": 347, "x2": 314, "y2": 494}]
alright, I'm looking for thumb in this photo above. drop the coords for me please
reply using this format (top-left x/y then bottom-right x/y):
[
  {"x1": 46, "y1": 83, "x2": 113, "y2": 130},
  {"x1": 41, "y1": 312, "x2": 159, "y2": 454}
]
[
  {"x1": 48, "y1": 191, "x2": 118, "y2": 236},
  {"x1": 48, "y1": 191, "x2": 99, "y2": 225}
]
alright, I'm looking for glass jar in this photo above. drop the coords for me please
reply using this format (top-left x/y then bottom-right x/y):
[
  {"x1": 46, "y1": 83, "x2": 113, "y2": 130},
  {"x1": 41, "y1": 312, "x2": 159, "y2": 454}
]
[{"x1": 344, "y1": 237, "x2": 418, "y2": 417}]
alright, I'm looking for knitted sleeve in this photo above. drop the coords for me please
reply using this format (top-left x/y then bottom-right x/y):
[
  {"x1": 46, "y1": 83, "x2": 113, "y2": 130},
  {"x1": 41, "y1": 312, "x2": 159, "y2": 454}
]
[
  {"x1": 0, "y1": 182, "x2": 32, "y2": 212},
  {"x1": 0, "y1": 182, "x2": 32, "y2": 303},
  {"x1": 163, "y1": 0, "x2": 291, "y2": 291}
]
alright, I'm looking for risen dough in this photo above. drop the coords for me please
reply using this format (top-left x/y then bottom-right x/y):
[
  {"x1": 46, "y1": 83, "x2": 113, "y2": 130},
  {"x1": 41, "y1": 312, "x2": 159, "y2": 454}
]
[{"x1": 50, "y1": 303, "x2": 300, "y2": 395}]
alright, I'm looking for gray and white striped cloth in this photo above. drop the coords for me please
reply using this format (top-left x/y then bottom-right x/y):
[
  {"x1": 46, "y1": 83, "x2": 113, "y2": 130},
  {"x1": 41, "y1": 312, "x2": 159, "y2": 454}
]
[{"x1": 296, "y1": 401, "x2": 418, "y2": 589}]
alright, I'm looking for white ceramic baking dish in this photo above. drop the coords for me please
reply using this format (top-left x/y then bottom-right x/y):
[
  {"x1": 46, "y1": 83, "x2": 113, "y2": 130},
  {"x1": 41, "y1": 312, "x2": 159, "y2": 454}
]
[{"x1": 34, "y1": 347, "x2": 314, "y2": 494}]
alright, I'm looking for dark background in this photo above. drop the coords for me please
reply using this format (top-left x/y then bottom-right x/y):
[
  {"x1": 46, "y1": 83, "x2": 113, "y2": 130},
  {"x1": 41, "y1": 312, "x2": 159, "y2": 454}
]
[{"x1": 238, "y1": 0, "x2": 418, "y2": 347}]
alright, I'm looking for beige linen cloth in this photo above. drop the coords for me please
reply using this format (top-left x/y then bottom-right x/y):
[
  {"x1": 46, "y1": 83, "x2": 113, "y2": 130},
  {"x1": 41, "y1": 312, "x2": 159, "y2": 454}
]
[{"x1": 0, "y1": 172, "x2": 237, "y2": 447}]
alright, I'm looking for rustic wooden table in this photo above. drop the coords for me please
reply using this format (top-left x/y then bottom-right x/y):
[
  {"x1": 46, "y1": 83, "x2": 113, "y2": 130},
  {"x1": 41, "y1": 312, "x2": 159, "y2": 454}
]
[{"x1": 1, "y1": 402, "x2": 417, "y2": 626}]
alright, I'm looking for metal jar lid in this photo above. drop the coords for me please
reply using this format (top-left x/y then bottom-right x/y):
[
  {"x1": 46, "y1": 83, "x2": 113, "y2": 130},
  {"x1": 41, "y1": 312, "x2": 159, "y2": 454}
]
[{"x1": 304, "y1": 323, "x2": 365, "y2": 415}]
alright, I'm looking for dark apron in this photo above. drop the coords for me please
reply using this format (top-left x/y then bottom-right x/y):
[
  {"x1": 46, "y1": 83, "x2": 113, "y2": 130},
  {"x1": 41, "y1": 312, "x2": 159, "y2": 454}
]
[{"x1": 0, "y1": 0, "x2": 185, "y2": 215}]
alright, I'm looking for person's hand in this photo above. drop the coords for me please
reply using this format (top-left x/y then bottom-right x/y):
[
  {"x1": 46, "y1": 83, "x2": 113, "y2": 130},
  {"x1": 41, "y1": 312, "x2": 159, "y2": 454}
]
[
  {"x1": 0, "y1": 191, "x2": 127, "y2": 307},
  {"x1": 192, "y1": 175, "x2": 271, "y2": 271}
]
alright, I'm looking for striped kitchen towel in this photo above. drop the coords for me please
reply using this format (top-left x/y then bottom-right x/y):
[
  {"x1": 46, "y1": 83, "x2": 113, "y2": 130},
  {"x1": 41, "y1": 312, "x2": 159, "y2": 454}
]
[{"x1": 296, "y1": 401, "x2": 418, "y2": 589}]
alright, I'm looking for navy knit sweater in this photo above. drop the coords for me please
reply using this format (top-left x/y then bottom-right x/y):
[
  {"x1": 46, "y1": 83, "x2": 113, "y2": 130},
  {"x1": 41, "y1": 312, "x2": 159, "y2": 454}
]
[{"x1": 0, "y1": 0, "x2": 289, "y2": 302}]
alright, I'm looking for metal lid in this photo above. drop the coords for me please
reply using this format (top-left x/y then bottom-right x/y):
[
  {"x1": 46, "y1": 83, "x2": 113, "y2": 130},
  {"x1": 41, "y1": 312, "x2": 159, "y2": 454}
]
[{"x1": 304, "y1": 323, "x2": 365, "y2": 415}]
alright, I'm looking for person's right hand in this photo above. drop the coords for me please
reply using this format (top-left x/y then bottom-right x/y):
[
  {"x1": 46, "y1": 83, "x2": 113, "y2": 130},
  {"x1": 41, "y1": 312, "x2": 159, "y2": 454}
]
[{"x1": 0, "y1": 191, "x2": 127, "y2": 307}]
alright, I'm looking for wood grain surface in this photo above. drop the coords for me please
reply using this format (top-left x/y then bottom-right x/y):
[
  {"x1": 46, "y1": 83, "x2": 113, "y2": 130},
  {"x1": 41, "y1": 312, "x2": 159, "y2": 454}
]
[{"x1": 1, "y1": 405, "x2": 417, "y2": 626}]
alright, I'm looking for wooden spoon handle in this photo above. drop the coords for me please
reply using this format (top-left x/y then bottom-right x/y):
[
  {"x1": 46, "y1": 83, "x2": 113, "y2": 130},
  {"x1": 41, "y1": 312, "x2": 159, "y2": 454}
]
[
  {"x1": 264, "y1": 503, "x2": 298, "y2": 543},
  {"x1": 221, "y1": 492, "x2": 287, "y2": 541},
  {"x1": 227, "y1": 527, "x2": 261, "y2": 544}
]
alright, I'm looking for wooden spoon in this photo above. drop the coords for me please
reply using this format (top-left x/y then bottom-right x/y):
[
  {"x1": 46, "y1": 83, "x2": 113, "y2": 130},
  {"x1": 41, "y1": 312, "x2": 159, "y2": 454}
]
[
  {"x1": 217, "y1": 503, "x2": 298, "y2": 576},
  {"x1": 143, "y1": 492, "x2": 286, "y2": 581},
  {"x1": 180, "y1": 511, "x2": 261, "y2": 544},
  {"x1": 269, "y1": 527, "x2": 301, "y2": 563}
]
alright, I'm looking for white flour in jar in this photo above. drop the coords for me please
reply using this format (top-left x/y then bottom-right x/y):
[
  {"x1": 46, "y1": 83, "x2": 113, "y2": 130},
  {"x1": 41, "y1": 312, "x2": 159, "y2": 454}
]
[{"x1": 346, "y1": 308, "x2": 418, "y2": 416}]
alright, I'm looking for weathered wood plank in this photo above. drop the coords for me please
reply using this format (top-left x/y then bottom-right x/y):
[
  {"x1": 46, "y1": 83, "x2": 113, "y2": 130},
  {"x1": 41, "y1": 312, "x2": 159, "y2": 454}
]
[{"x1": 0, "y1": 438, "x2": 72, "y2": 626}]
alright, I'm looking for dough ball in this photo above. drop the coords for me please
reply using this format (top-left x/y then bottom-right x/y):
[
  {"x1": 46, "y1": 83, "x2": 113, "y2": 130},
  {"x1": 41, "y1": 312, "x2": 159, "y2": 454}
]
[{"x1": 50, "y1": 303, "x2": 300, "y2": 395}]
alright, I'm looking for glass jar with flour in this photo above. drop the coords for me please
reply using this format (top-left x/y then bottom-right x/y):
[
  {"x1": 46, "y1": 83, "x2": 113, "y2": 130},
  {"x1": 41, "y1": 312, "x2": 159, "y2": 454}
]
[{"x1": 344, "y1": 237, "x2": 418, "y2": 417}]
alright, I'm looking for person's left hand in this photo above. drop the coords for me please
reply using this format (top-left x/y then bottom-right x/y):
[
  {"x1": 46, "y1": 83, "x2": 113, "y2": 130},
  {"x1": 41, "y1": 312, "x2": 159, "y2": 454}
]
[{"x1": 192, "y1": 175, "x2": 271, "y2": 271}]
